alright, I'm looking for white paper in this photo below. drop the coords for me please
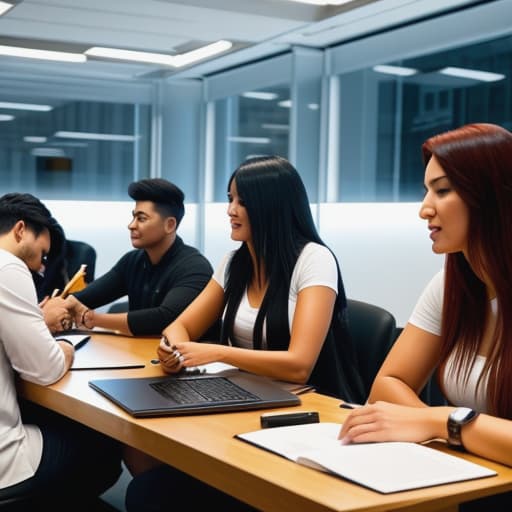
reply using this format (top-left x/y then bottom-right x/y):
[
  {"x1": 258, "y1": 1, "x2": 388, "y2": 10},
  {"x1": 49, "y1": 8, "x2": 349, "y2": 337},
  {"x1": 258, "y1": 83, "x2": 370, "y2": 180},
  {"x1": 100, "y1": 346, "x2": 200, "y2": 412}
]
[{"x1": 237, "y1": 422, "x2": 496, "y2": 494}]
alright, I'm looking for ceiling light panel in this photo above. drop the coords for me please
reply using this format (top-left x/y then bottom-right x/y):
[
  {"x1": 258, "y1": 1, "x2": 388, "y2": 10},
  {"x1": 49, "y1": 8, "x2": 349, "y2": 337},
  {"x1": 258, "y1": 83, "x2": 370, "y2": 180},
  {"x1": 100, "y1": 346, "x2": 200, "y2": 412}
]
[
  {"x1": 242, "y1": 91, "x2": 279, "y2": 100},
  {"x1": 0, "y1": 2, "x2": 14, "y2": 17},
  {"x1": 438, "y1": 66, "x2": 505, "y2": 82},
  {"x1": 55, "y1": 131, "x2": 137, "y2": 142},
  {"x1": 86, "y1": 40, "x2": 232, "y2": 68},
  {"x1": 0, "y1": 101, "x2": 53, "y2": 111},
  {"x1": 373, "y1": 64, "x2": 418, "y2": 76},
  {"x1": 0, "y1": 44, "x2": 86, "y2": 63}
]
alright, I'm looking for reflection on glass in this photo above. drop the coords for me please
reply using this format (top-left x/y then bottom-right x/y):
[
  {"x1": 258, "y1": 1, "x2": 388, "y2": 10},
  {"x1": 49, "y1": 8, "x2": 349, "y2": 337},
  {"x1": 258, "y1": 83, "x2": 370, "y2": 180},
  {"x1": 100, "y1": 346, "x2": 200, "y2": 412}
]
[
  {"x1": 213, "y1": 85, "x2": 290, "y2": 201},
  {"x1": 0, "y1": 99, "x2": 150, "y2": 199},
  {"x1": 337, "y1": 34, "x2": 511, "y2": 202}
]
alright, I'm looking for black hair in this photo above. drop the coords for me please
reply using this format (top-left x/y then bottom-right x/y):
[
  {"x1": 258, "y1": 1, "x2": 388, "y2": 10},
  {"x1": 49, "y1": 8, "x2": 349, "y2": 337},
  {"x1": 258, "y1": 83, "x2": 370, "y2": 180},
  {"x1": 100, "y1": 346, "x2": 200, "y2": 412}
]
[
  {"x1": 32, "y1": 219, "x2": 68, "y2": 301},
  {"x1": 128, "y1": 178, "x2": 185, "y2": 226},
  {"x1": 0, "y1": 192, "x2": 54, "y2": 236},
  {"x1": 221, "y1": 156, "x2": 365, "y2": 401}
]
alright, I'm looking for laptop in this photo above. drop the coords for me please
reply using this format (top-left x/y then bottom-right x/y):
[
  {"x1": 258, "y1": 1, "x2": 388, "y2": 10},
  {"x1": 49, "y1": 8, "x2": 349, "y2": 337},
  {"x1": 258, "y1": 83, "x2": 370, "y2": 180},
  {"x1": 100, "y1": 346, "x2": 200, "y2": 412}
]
[{"x1": 89, "y1": 370, "x2": 301, "y2": 417}]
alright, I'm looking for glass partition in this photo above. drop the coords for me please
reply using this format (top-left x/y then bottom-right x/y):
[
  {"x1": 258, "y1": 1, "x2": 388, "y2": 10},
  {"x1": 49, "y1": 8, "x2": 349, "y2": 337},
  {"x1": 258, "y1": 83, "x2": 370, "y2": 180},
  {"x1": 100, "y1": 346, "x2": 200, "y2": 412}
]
[
  {"x1": 212, "y1": 85, "x2": 290, "y2": 201},
  {"x1": 0, "y1": 97, "x2": 151, "y2": 199}
]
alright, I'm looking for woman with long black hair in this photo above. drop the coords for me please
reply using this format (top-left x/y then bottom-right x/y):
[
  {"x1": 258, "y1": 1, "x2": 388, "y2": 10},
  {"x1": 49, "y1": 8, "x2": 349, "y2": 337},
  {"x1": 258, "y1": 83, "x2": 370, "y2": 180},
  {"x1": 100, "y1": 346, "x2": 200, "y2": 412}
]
[{"x1": 125, "y1": 155, "x2": 364, "y2": 511}]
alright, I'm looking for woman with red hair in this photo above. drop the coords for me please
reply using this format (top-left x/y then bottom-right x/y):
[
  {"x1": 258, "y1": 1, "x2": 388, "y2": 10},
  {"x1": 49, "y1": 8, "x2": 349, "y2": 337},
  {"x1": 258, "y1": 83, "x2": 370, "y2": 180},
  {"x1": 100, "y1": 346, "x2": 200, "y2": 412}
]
[{"x1": 340, "y1": 123, "x2": 512, "y2": 509}]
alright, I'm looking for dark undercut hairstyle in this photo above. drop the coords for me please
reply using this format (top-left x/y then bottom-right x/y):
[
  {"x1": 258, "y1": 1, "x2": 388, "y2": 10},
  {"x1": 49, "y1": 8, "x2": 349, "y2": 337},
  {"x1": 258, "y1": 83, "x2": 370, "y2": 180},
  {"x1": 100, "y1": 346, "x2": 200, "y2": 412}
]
[
  {"x1": 128, "y1": 178, "x2": 185, "y2": 226},
  {"x1": 220, "y1": 155, "x2": 365, "y2": 402},
  {"x1": 0, "y1": 192, "x2": 54, "y2": 236},
  {"x1": 422, "y1": 123, "x2": 512, "y2": 419}
]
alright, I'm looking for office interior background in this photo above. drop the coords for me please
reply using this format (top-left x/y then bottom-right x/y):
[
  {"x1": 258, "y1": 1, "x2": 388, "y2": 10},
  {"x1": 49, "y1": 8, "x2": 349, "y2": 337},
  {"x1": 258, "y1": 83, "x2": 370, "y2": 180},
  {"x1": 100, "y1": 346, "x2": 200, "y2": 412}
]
[{"x1": 1, "y1": 0, "x2": 511, "y2": 326}]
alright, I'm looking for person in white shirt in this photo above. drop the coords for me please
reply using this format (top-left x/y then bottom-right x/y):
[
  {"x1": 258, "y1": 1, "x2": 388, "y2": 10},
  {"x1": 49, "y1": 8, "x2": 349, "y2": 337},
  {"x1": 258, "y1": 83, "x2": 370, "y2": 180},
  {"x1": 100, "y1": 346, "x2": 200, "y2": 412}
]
[
  {"x1": 340, "y1": 123, "x2": 512, "y2": 510},
  {"x1": 0, "y1": 193, "x2": 121, "y2": 509},
  {"x1": 124, "y1": 155, "x2": 365, "y2": 511}
]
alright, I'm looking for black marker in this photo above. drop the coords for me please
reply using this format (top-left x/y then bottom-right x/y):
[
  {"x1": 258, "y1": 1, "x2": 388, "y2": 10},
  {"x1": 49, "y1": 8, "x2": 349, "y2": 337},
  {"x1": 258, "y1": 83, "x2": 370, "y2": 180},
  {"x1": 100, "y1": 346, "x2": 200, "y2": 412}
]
[{"x1": 339, "y1": 402, "x2": 363, "y2": 410}]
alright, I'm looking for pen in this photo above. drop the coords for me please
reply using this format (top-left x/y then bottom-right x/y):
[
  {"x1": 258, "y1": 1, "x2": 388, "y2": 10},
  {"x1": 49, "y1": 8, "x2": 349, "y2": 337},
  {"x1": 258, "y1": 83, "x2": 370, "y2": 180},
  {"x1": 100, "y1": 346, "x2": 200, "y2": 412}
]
[{"x1": 339, "y1": 402, "x2": 363, "y2": 409}]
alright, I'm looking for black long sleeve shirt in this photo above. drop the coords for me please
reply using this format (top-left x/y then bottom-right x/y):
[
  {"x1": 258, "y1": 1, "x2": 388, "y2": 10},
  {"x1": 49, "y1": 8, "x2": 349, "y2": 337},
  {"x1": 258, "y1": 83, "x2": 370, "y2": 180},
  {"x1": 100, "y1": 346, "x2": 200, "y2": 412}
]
[{"x1": 74, "y1": 236, "x2": 213, "y2": 336}]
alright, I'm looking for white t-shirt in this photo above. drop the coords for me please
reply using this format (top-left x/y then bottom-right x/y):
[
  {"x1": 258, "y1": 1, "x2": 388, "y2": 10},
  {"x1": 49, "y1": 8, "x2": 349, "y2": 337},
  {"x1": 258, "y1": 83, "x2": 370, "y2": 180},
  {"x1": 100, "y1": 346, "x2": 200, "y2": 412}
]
[
  {"x1": 0, "y1": 248, "x2": 67, "y2": 489},
  {"x1": 409, "y1": 269, "x2": 490, "y2": 412},
  {"x1": 213, "y1": 242, "x2": 338, "y2": 349}
]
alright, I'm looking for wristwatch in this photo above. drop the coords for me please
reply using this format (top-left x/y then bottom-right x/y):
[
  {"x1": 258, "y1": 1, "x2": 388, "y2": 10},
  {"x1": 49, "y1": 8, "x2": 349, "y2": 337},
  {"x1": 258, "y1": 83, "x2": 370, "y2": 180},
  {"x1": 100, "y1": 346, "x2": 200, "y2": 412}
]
[{"x1": 447, "y1": 407, "x2": 479, "y2": 450}]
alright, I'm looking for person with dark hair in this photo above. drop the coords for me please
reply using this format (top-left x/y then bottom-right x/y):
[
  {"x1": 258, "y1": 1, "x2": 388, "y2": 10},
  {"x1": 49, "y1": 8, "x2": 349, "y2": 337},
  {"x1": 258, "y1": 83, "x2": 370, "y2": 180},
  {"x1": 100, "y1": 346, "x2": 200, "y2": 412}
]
[
  {"x1": 123, "y1": 156, "x2": 364, "y2": 511},
  {"x1": 30, "y1": 217, "x2": 78, "y2": 333},
  {"x1": 64, "y1": 178, "x2": 215, "y2": 336},
  {"x1": 339, "y1": 123, "x2": 512, "y2": 509},
  {"x1": 31, "y1": 218, "x2": 67, "y2": 302},
  {"x1": 0, "y1": 192, "x2": 122, "y2": 509}
]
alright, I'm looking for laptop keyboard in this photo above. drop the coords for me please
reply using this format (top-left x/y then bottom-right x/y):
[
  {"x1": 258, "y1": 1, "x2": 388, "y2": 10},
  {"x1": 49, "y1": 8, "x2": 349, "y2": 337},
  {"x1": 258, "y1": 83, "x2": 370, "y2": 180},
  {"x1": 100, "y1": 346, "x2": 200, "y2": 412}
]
[{"x1": 151, "y1": 377, "x2": 260, "y2": 404}]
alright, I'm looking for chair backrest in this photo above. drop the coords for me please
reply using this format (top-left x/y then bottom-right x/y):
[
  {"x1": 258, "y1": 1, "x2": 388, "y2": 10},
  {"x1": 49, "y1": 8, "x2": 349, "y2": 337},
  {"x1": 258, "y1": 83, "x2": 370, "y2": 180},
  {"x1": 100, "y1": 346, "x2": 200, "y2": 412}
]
[
  {"x1": 65, "y1": 240, "x2": 97, "y2": 283},
  {"x1": 346, "y1": 299, "x2": 397, "y2": 398}
]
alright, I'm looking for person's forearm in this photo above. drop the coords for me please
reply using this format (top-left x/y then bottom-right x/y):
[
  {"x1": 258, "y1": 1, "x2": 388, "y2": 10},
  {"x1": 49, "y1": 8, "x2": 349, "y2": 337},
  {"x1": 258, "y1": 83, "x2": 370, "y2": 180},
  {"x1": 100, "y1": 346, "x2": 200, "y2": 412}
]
[
  {"x1": 83, "y1": 310, "x2": 133, "y2": 336},
  {"x1": 56, "y1": 340, "x2": 75, "y2": 370},
  {"x1": 212, "y1": 345, "x2": 311, "y2": 384},
  {"x1": 369, "y1": 375, "x2": 428, "y2": 407},
  {"x1": 162, "y1": 320, "x2": 191, "y2": 342}
]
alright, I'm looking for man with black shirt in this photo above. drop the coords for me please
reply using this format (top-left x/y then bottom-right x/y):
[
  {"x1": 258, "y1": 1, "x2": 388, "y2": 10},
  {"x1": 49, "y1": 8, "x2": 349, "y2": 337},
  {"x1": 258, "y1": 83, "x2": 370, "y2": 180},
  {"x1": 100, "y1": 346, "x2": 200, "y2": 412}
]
[{"x1": 66, "y1": 179, "x2": 215, "y2": 337}]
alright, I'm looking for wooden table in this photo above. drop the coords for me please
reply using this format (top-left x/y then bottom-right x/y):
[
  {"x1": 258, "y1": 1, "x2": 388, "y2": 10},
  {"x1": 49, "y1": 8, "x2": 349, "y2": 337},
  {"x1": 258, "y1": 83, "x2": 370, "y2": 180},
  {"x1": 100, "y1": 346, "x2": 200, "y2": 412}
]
[{"x1": 17, "y1": 333, "x2": 512, "y2": 512}]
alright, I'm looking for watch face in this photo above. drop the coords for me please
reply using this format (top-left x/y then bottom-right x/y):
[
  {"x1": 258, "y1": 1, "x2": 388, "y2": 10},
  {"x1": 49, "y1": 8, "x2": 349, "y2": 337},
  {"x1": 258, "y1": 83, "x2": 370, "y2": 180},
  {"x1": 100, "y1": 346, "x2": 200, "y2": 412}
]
[
  {"x1": 451, "y1": 407, "x2": 473, "y2": 422},
  {"x1": 451, "y1": 407, "x2": 478, "y2": 424}
]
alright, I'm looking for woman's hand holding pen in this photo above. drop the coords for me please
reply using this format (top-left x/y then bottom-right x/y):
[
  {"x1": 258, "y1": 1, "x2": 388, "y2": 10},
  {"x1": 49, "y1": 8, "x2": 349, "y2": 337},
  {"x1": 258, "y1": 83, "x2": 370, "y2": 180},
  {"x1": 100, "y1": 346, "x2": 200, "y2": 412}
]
[
  {"x1": 157, "y1": 335, "x2": 184, "y2": 373},
  {"x1": 338, "y1": 401, "x2": 447, "y2": 445},
  {"x1": 157, "y1": 336, "x2": 224, "y2": 374}
]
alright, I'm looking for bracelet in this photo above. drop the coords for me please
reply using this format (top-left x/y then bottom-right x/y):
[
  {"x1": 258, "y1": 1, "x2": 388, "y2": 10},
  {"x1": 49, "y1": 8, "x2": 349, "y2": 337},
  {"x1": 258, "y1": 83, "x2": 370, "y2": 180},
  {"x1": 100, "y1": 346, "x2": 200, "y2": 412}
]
[{"x1": 81, "y1": 308, "x2": 93, "y2": 329}]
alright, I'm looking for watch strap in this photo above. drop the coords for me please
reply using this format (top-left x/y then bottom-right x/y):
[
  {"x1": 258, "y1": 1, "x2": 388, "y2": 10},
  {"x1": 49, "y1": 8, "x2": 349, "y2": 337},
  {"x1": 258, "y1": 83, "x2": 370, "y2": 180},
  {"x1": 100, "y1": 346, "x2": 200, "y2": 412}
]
[{"x1": 447, "y1": 408, "x2": 479, "y2": 450}]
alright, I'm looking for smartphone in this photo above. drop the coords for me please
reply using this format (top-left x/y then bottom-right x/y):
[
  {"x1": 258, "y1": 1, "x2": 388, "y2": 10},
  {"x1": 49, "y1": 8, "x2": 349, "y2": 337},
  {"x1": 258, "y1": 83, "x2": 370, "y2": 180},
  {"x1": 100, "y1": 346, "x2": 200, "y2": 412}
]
[{"x1": 260, "y1": 411, "x2": 319, "y2": 429}]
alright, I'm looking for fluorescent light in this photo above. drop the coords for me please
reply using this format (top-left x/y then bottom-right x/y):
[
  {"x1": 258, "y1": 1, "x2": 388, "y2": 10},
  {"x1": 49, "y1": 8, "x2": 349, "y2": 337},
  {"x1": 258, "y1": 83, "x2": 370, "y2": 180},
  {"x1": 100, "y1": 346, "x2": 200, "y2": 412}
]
[
  {"x1": 0, "y1": 1, "x2": 14, "y2": 16},
  {"x1": 278, "y1": 100, "x2": 292, "y2": 108},
  {"x1": 171, "y1": 40, "x2": 232, "y2": 68},
  {"x1": 307, "y1": 103, "x2": 320, "y2": 110},
  {"x1": 438, "y1": 67, "x2": 505, "y2": 82},
  {"x1": 242, "y1": 91, "x2": 279, "y2": 101},
  {"x1": 0, "y1": 101, "x2": 53, "y2": 111},
  {"x1": 24, "y1": 136, "x2": 47, "y2": 143},
  {"x1": 31, "y1": 148, "x2": 65, "y2": 157},
  {"x1": 0, "y1": 114, "x2": 14, "y2": 121},
  {"x1": 261, "y1": 123, "x2": 289, "y2": 131},
  {"x1": 49, "y1": 141, "x2": 88, "y2": 148},
  {"x1": 85, "y1": 46, "x2": 174, "y2": 66},
  {"x1": 373, "y1": 65, "x2": 418, "y2": 77},
  {"x1": 0, "y1": 45, "x2": 86, "y2": 63},
  {"x1": 227, "y1": 136, "x2": 271, "y2": 144},
  {"x1": 54, "y1": 131, "x2": 137, "y2": 142},
  {"x1": 86, "y1": 40, "x2": 232, "y2": 68}
]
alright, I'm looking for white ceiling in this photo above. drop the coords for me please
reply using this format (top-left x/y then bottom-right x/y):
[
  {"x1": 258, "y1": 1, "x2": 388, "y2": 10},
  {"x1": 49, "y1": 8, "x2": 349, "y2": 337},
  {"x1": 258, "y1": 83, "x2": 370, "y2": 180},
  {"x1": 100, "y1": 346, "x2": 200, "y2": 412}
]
[{"x1": 0, "y1": 0, "x2": 483, "y2": 82}]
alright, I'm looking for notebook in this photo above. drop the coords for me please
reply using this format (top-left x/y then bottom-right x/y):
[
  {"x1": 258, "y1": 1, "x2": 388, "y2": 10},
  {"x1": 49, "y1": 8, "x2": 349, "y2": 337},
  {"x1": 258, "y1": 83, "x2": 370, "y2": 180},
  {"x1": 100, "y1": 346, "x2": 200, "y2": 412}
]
[
  {"x1": 236, "y1": 422, "x2": 497, "y2": 494},
  {"x1": 89, "y1": 370, "x2": 301, "y2": 417}
]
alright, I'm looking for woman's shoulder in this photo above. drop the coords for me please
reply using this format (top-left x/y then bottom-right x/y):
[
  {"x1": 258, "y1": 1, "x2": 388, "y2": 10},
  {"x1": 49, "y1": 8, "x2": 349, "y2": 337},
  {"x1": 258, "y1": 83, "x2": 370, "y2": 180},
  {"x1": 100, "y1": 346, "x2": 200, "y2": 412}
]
[{"x1": 298, "y1": 242, "x2": 336, "y2": 265}]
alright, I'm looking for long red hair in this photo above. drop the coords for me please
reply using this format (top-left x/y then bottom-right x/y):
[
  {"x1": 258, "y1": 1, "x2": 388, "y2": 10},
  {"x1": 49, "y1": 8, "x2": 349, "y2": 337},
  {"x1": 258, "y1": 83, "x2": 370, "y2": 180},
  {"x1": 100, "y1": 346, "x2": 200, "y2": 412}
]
[{"x1": 422, "y1": 123, "x2": 512, "y2": 419}]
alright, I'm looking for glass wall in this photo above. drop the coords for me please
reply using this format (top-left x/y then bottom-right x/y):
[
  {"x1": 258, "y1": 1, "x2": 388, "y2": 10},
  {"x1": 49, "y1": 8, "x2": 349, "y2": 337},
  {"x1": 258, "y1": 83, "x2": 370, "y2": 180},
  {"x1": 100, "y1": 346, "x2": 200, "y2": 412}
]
[
  {"x1": 329, "y1": 1, "x2": 512, "y2": 202},
  {"x1": 213, "y1": 85, "x2": 290, "y2": 201},
  {"x1": 0, "y1": 87, "x2": 151, "y2": 199}
]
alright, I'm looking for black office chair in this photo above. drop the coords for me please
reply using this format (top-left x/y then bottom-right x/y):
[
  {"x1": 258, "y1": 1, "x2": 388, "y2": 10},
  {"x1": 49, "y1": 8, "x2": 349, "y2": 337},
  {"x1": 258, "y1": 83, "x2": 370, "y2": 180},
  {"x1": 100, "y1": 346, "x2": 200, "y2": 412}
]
[
  {"x1": 0, "y1": 495, "x2": 34, "y2": 511},
  {"x1": 346, "y1": 299, "x2": 398, "y2": 398},
  {"x1": 65, "y1": 240, "x2": 97, "y2": 283}
]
